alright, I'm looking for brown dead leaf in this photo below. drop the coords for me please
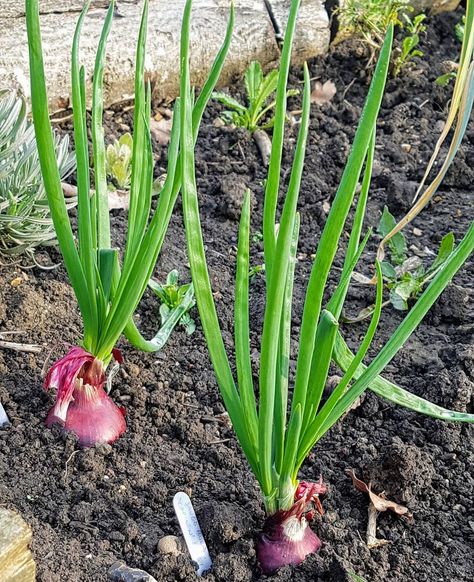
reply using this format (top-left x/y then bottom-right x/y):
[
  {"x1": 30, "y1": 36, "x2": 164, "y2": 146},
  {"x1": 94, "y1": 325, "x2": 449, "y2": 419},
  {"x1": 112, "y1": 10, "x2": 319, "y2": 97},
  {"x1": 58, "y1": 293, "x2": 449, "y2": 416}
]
[
  {"x1": 311, "y1": 80, "x2": 337, "y2": 106},
  {"x1": 346, "y1": 469, "x2": 413, "y2": 521},
  {"x1": 108, "y1": 189, "x2": 130, "y2": 211},
  {"x1": 253, "y1": 129, "x2": 272, "y2": 167},
  {"x1": 150, "y1": 110, "x2": 173, "y2": 145}
]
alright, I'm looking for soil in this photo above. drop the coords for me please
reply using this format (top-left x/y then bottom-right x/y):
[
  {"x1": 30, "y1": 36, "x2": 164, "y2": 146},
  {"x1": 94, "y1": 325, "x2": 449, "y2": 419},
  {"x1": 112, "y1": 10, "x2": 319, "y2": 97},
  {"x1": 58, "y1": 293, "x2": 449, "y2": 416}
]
[{"x1": 1, "y1": 8, "x2": 473, "y2": 582}]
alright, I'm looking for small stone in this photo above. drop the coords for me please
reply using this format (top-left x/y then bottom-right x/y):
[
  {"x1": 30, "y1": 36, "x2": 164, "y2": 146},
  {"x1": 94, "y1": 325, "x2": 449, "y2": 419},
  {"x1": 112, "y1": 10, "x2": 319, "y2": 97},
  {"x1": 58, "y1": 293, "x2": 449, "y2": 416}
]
[
  {"x1": 109, "y1": 531, "x2": 125, "y2": 542},
  {"x1": 157, "y1": 535, "x2": 181, "y2": 556},
  {"x1": 127, "y1": 363, "x2": 140, "y2": 378},
  {"x1": 108, "y1": 560, "x2": 157, "y2": 582},
  {"x1": 401, "y1": 143, "x2": 411, "y2": 153},
  {"x1": 95, "y1": 443, "x2": 113, "y2": 456},
  {"x1": 213, "y1": 117, "x2": 225, "y2": 128},
  {"x1": 413, "y1": 227, "x2": 422, "y2": 236}
]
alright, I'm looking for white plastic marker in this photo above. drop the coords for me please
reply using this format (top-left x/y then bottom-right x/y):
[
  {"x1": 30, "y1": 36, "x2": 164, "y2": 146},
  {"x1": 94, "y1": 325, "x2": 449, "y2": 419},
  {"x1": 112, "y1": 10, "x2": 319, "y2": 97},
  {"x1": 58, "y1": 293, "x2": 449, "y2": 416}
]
[
  {"x1": 0, "y1": 401, "x2": 9, "y2": 427},
  {"x1": 173, "y1": 492, "x2": 212, "y2": 576}
]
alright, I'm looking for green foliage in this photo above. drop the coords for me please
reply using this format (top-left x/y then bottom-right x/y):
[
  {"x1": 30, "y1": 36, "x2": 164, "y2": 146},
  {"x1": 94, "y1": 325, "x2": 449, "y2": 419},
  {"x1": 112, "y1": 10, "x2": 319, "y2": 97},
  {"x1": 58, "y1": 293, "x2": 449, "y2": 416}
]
[
  {"x1": 378, "y1": 206, "x2": 455, "y2": 311},
  {"x1": 212, "y1": 61, "x2": 297, "y2": 132},
  {"x1": 149, "y1": 270, "x2": 196, "y2": 335},
  {"x1": 0, "y1": 91, "x2": 75, "y2": 262},
  {"x1": 26, "y1": 0, "x2": 233, "y2": 359},
  {"x1": 435, "y1": 16, "x2": 465, "y2": 86},
  {"x1": 436, "y1": 71, "x2": 457, "y2": 87},
  {"x1": 335, "y1": 0, "x2": 407, "y2": 50},
  {"x1": 456, "y1": 15, "x2": 466, "y2": 43},
  {"x1": 335, "y1": 0, "x2": 427, "y2": 74},
  {"x1": 181, "y1": 0, "x2": 474, "y2": 521},
  {"x1": 105, "y1": 133, "x2": 133, "y2": 190},
  {"x1": 393, "y1": 13, "x2": 427, "y2": 76}
]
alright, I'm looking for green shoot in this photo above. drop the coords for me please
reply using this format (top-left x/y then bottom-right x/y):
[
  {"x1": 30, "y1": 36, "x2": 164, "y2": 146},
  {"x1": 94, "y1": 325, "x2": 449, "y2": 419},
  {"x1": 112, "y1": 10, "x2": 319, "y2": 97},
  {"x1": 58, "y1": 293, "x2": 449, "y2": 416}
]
[
  {"x1": 456, "y1": 15, "x2": 466, "y2": 43},
  {"x1": 105, "y1": 133, "x2": 133, "y2": 190},
  {"x1": 149, "y1": 270, "x2": 196, "y2": 336},
  {"x1": 392, "y1": 13, "x2": 427, "y2": 77},
  {"x1": 26, "y1": 0, "x2": 233, "y2": 446},
  {"x1": 212, "y1": 61, "x2": 298, "y2": 132}
]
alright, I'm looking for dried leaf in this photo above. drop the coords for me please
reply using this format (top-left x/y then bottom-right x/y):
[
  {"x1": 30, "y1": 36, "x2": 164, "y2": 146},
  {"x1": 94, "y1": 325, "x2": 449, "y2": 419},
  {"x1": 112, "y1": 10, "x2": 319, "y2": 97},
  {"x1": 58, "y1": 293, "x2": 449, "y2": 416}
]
[
  {"x1": 253, "y1": 129, "x2": 272, "y2": 166},
  {"x1": 108, "y1": 189, "x2": 130, "y2": 211},
  {"x1": 367, "y1": 502, "x2": 390, "y2": 549},
  {"x1": 311, "y1": 80, "x2": 337, "y2": 105},
  {"x1": 346, "y1": 469, "x2": 413, "y2": 521},
  {"x1": 150, "y1": 111, "x2": 173, "y2": 145}
]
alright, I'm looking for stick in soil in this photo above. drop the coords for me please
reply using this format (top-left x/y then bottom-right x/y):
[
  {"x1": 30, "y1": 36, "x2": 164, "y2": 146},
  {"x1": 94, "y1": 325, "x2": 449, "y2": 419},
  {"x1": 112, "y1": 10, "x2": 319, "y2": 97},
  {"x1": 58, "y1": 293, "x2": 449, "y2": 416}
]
[{"x1": 366, "y1": 502, "x2": 390, "y2": 549}]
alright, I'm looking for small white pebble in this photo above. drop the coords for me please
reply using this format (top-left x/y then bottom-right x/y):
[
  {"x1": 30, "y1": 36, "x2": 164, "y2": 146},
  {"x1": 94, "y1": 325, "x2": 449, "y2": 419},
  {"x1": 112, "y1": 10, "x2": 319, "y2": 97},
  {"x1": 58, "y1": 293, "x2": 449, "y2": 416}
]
[
  {"x1": 401, "y1": 143, "x2": 412, "y2": 153},
  {"x1": 158, "y1": 535, "x2": 181, "y2": 556},
  {"x1": 413, "y1": 227, "x2": 422, "y2": 236}
]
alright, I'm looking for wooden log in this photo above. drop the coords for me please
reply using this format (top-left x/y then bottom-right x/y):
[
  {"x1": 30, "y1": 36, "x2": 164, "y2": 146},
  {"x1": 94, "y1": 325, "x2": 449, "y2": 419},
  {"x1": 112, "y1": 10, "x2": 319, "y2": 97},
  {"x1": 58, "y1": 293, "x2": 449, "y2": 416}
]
[
  {"x1": 0, "y1": 0, "x2": 329, "y2": 110},
  {"x1": 0, "y1": 508, "x2": 36, "y2": 582}
]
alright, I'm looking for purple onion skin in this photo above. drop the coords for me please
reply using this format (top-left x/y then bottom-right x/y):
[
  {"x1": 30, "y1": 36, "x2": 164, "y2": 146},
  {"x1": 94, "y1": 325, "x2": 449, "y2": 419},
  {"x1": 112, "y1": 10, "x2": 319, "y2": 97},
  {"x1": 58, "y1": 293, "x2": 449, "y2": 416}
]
[
  {"x1": 257, "y1": 517, "x2": 321, "y2": 574},
  {"x1": 44, "y1": 347, "x2": 126, "y2": 447},
  {"x1": 257, "y1": 514, "x2": 321, "y2": 574},
  {"x1": 257, "y1": 480, "x2": 326, "y2": 574},
  {"x1": 46, "y1": 384, "x2": 126, "y2": 447}
]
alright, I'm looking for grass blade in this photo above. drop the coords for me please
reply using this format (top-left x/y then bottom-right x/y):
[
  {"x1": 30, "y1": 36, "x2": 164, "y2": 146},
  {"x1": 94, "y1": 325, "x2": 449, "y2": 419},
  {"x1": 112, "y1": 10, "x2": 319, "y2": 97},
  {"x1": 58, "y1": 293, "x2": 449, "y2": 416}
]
[
  {"x1": 328, "y1": 129, "x2": 375, "y2": 320},
  {"x1": 301, "y1": 309, "x2": 339, "y2": 430},
  {"x1": 274, "y1": 214, "x2": 300, "y2": 476},
  {"x1": 297, "y1": 260, "x2": 384, "y2": 469},
  {"x1": 314, "y1": 221, "x2": 474, "y2": 442},
  {"x1": 263, "y1": 0, "x2": 301, "y2": 274},
  {"x1": 71, "y1": 5, "x2": 97, "y2": 337}
]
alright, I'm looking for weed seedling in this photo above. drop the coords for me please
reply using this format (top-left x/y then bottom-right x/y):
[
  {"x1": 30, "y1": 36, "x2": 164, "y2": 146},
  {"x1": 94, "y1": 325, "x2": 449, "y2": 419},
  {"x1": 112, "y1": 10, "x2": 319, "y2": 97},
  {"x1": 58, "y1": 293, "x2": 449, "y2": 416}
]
[
  {"x1": 105, "y1": 133, "x2": 133, "y2": 190},
  {"x1": 212, "y1": 61, "x2": 297, "y2": 132},
  {"x1": 392, "y1": 13, "x2": 427, "y2": 76},
  {"x1": 149, "y1": 270, "x2": 196, "y2": 336}
]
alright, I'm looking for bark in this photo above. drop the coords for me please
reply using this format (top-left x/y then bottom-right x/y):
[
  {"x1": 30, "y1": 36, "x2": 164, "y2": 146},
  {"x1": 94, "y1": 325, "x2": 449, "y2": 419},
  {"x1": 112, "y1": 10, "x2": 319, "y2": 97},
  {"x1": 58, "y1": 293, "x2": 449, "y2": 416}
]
[{"x1": 0, "y1": 0, "x2": 329, "y2": 110}]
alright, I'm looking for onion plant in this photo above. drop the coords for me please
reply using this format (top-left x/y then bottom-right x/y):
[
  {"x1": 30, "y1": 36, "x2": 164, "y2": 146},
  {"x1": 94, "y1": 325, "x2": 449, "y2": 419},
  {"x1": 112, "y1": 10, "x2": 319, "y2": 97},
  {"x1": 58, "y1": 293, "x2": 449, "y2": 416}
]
[
  {"x1": 26, "y1": 0, "x2": 233, "y2": 446},
  {"x1": 180, "y1": 0, "x2": 474, "y2": 572}
]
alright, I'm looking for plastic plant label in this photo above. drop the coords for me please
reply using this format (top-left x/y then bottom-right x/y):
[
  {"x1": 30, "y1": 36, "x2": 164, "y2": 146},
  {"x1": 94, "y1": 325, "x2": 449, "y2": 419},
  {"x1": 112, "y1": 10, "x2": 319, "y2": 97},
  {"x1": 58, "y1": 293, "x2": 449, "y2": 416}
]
[
  {"x1": 0, "y1": 401, "x2": 9, "y2": 427},
  {"x1": 173, "y1": 492, "x2": 212, "y2": 576}
]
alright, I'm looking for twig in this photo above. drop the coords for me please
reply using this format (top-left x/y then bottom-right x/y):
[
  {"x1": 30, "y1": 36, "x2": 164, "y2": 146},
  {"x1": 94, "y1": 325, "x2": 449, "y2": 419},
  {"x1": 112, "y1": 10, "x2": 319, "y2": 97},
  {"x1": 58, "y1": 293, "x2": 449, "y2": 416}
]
[{"x1": 0, "y1": 340, "x2": 42, "y2": 354}]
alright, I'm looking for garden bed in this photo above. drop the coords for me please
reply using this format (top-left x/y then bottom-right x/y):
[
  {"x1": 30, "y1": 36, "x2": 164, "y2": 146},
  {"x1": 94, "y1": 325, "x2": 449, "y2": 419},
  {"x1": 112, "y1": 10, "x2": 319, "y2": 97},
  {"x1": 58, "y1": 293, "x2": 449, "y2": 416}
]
[{"x1": 0, "y1": 7, "x2": 473, "y2": 582}]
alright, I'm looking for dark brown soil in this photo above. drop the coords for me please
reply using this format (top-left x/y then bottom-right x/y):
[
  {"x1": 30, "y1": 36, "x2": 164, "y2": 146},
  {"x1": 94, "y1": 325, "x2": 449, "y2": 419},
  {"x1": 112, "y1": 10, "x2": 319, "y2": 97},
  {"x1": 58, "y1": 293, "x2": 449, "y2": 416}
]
[{"x1": 1, "y1": 8, "x2": 473, "y2": 582}]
